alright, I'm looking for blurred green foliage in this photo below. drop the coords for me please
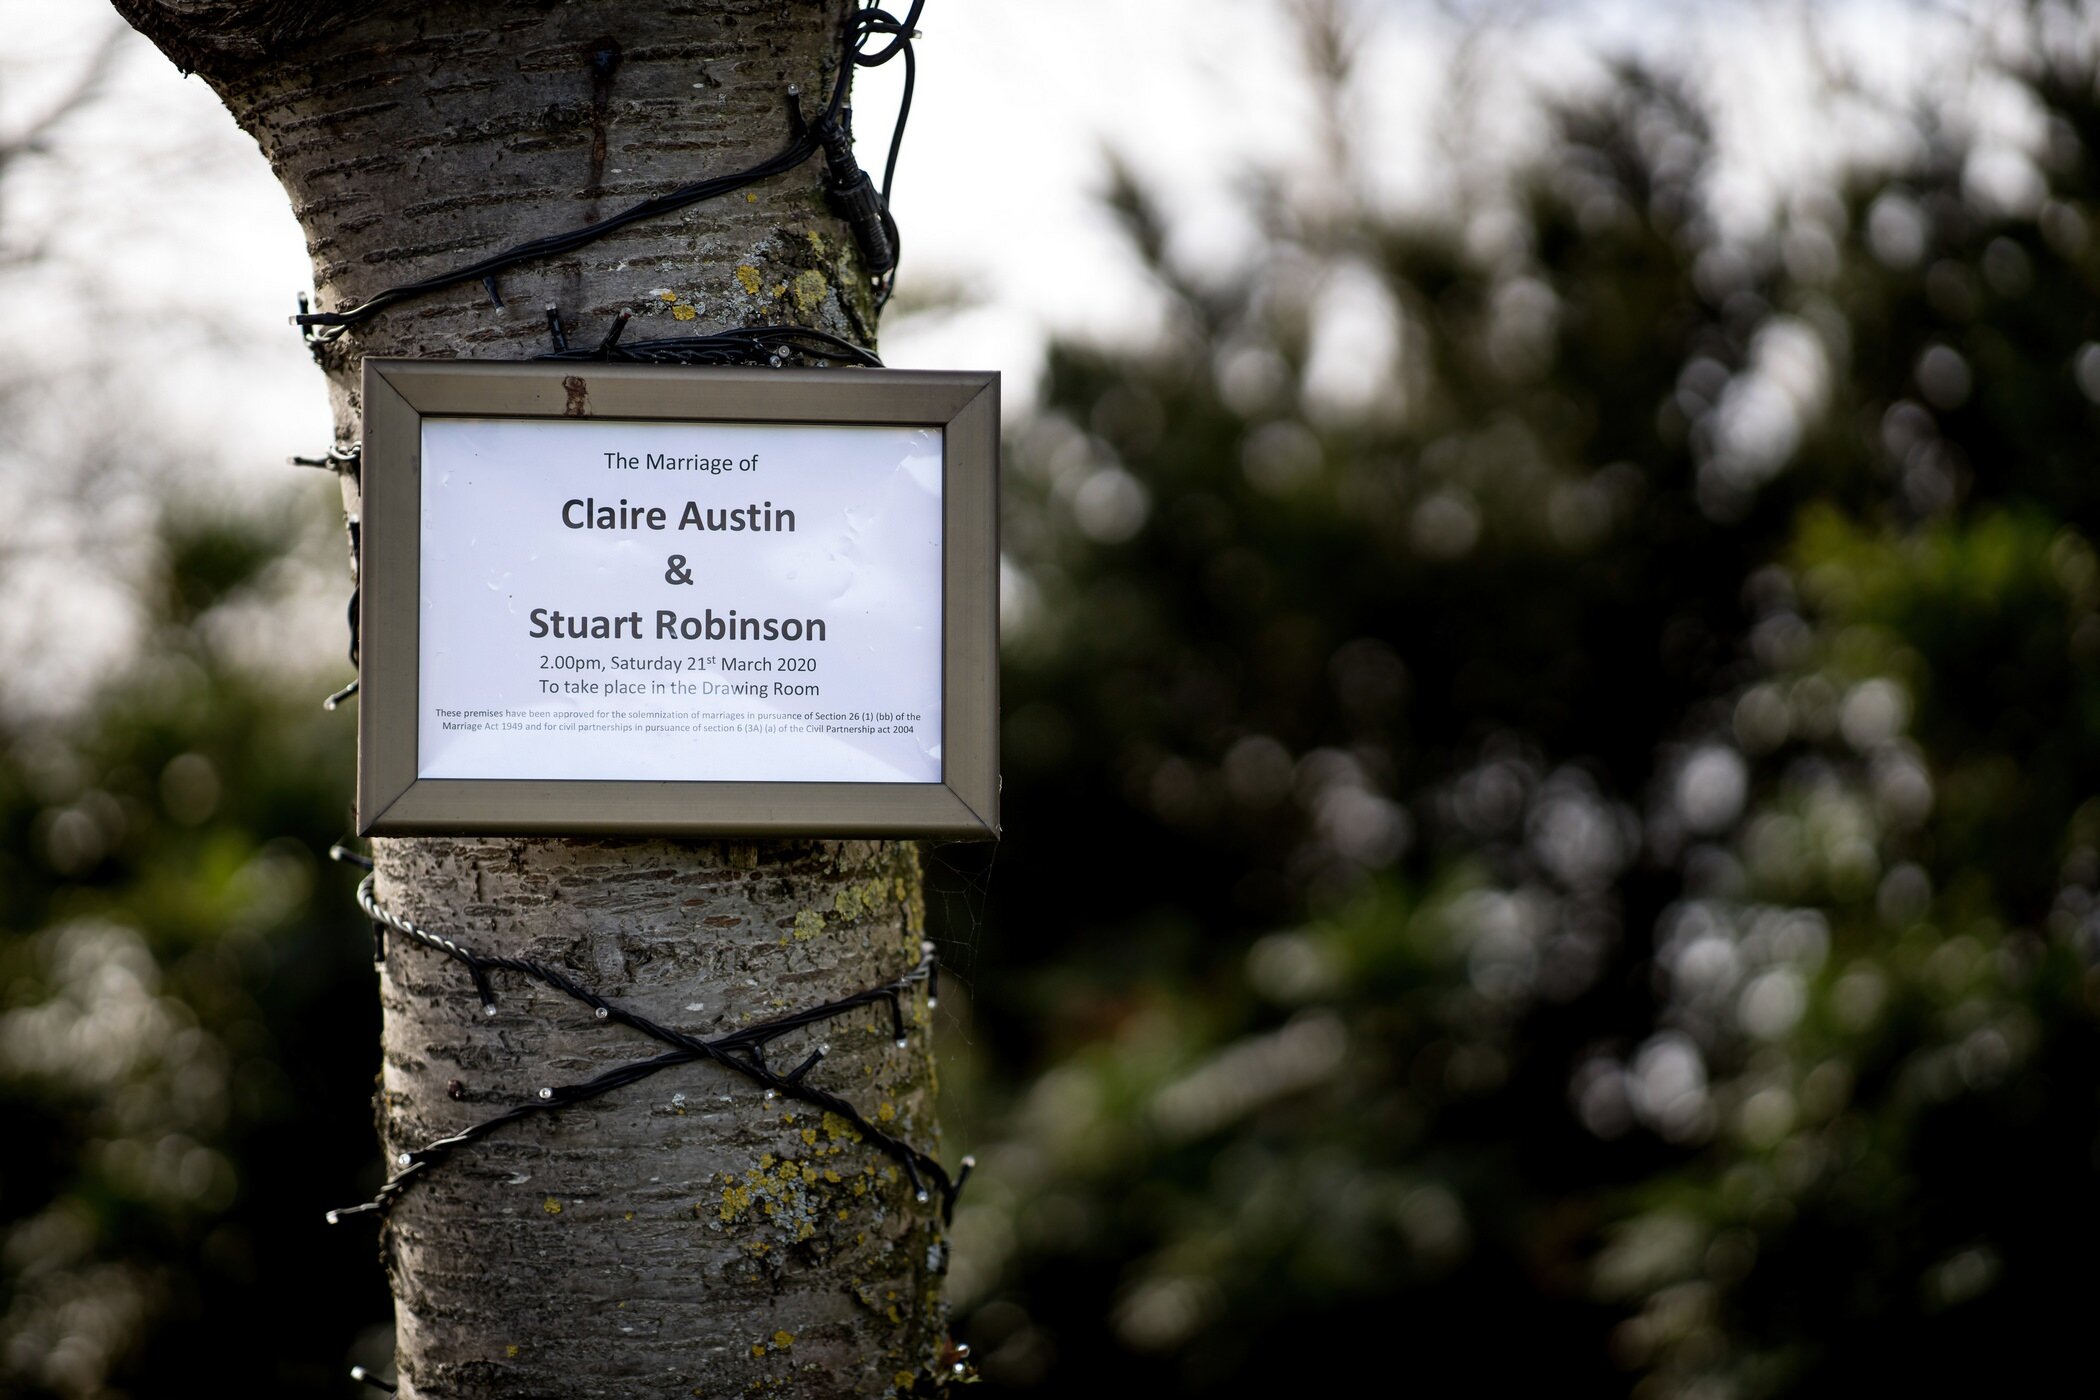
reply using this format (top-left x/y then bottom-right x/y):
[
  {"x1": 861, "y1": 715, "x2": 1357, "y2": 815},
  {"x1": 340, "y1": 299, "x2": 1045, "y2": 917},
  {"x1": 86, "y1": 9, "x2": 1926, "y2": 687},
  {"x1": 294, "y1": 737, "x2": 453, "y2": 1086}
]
[
  {"x1": 0, "y1": 501, "x2": 386, "y2": 1395},
  {"x1": 8, "y1": 8, "x2": 2100, "y2": 1399},
  {"x1": 947, "y1": 21, "x2": 2100, "y2": 1400}
]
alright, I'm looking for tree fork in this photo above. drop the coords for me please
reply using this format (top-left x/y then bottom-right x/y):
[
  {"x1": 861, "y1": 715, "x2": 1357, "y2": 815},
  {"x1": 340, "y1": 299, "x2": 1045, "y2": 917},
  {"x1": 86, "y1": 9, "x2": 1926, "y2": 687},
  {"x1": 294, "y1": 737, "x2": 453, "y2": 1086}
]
[{"x1": 111, "y1": 4, "x2": 949, "y2": 1395}]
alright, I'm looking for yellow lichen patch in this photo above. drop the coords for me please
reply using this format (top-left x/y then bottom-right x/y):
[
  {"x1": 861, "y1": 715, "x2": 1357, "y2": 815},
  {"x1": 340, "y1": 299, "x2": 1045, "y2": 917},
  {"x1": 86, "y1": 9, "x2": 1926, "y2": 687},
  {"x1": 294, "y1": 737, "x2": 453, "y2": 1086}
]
[
  {"x1": 542, "y1": 1197, "x2": 563, "y2": 1216},
  {"x1": 894, "y1": 1372, "x2": 916, "y2": 1390},
  {"x1": 773, "y1": 283, "x2": 788, "y2": 299},
  {"x1": 735, "y1": 264, "x2": 763, "y2": 295},
  {"x1": 716, "y1": 1151, "x2": 848, "y2": 1245},
  {"x1": 751, "y1": 1343, "x2": 767, "y2": 1359},
  {"x1": 657, "y1": 289, "x2": 680, "y2": 302},
  {"x1": 746, "y1": 191, "x2": 758, "y2": 203},
  {"x1": 773, "y1": 1330, "x2": 796, "y2": 1349},
  {"x1": 801, "y1": 1127, "x2": 818, "y2": 1146},
  {"x1": 791, "y1": 268, "x2": 828, "y2": 313},
  {"x1": 792, "y1": 908, "x2": 826, "y2": 941},
  {"x1": 877, "y1": 1101, "x2": 897, "y2": 1123},
  {"x1": 672, "y1": 303, "x2": 698, "y2": 321},
  {"x1": 831, "y1": 877, "x2": 893, "y2": 921},
  {"x1": 623, "y1": 1211, "x2": 635, "y2": 1222},
  {"x1": 807, "y1": 229, "x2": 827, "y2": 255},
  {"x1": 823, "y1": 1168, "x2": 842, "y2": 1183},
  {"x1": 822, "y1": 1111, "x2": 862, "y2": 1143},
  {"x1": 506, "y1": 1344, "x2": 521, "y2": 1358}
]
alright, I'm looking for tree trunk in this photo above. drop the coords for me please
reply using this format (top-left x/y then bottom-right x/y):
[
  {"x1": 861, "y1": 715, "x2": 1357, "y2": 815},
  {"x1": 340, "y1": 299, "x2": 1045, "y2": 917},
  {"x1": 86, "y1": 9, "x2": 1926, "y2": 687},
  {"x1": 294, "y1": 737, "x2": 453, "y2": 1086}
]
[{"x1": 111, "y1": 4, "x2": 949, "y2": 1395}]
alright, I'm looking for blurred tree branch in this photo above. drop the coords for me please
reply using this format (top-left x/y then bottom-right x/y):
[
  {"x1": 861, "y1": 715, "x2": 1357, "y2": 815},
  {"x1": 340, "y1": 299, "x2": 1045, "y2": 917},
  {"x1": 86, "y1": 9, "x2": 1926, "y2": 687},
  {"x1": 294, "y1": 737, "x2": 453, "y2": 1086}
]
[{"x1": 0, "y1": 21, "x2": 126, "y2": 266}]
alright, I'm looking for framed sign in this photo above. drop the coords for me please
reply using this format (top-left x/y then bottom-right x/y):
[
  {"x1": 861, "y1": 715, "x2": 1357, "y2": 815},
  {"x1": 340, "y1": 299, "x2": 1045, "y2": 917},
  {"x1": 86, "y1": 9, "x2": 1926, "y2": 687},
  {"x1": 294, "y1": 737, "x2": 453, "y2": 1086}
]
[{"x1": 355, "y1": 359, "x2": 999, "y2": 839}]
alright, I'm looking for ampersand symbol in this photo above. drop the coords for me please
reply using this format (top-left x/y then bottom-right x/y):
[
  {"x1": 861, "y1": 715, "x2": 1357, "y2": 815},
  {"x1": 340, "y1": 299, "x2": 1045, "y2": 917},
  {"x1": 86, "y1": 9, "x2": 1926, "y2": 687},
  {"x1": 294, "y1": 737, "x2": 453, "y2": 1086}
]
[{"x1": 664, "y1": 554, "x2": 695, "y2": 585}]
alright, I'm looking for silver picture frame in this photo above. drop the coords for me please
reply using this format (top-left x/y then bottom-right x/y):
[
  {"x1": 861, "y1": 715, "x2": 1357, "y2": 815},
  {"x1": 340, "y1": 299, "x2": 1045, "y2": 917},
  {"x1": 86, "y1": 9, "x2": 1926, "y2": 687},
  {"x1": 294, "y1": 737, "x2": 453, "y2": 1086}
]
[{"x1": 356, "y1": 357, "x2": 999, "y2": 839}]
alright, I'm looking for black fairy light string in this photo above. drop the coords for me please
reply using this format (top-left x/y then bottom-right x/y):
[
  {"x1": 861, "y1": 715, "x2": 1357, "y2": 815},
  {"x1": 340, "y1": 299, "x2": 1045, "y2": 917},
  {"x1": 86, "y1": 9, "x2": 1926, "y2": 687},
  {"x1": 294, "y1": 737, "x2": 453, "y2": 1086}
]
[
  {"x1": 324, "y1": 846, "x2": 971, "y2": 1226},
  {"x1": 291, "y1": 9, "x2": 969, "y2": 1376},
  {"x1": 534, "y1": 309, "x2": 885, "y2": 368},
  {"x1": 292, "y1": 0, "x2": 925, "y2": 346}
]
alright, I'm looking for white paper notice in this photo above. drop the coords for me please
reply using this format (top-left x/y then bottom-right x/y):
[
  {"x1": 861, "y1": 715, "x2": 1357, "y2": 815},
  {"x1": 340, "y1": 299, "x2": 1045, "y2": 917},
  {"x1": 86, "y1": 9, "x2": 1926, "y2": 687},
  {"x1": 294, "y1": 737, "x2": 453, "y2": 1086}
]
[{"x1": 416, "y1": 418, "x2": 943, "y2": 784}]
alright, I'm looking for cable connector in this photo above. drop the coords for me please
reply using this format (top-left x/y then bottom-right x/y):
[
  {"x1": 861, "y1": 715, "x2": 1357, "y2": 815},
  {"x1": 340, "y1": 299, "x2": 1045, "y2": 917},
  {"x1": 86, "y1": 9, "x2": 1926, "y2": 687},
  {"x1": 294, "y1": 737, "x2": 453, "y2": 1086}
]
[{"x1": 791, "y1": 89, "x2": 897, "y2": 277}]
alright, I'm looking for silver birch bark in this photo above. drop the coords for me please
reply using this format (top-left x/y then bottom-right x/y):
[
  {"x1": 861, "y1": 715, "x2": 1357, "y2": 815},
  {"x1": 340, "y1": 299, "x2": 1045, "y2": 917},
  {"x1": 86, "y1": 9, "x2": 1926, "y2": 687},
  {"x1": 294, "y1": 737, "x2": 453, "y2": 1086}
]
[{"x1": 110, "y1": 4, "x2": 948, "y2": 1396}]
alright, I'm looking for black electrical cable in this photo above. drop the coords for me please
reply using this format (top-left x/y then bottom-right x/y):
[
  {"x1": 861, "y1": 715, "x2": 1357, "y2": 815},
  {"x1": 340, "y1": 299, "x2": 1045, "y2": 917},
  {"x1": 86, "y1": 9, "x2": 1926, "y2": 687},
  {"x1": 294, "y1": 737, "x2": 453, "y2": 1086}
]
[
  {"x1": 294, "y1": 1, "x2": 923, "y2": 343},
  {"x1": 536, "y1": 317, "x2": 884, "y2": 368},
  {"x1": 860, "y1": 0, "x2": 923, "y2": 206}
]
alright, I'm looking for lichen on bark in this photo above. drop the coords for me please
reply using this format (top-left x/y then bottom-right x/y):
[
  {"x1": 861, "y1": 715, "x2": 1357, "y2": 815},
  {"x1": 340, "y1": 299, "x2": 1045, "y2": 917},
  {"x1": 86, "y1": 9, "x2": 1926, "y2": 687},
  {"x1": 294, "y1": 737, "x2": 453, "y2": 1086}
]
[
  {"x1": 372, "y1": 836, "x2": 946, "y2": 1399},
  {"x1": 108, "y1": 2, "x2": 953, "y2": 1395}
]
